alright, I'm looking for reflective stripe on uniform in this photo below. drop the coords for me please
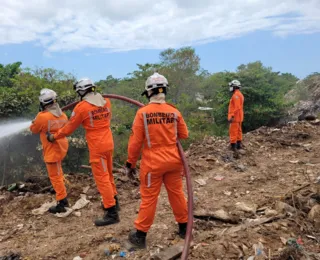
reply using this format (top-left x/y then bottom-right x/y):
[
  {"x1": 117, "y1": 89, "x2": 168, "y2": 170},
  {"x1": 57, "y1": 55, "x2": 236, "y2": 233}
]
[
  {"x1": 56, "y1": 162, "x2": 60, "y2": 175},
  {"x1": 147, "y1": 173, "x2": 151, "y2": 188},
  {"x1": 101, "y1": 158, "x2": 107, "y2": 172},
  {"x1": 88, "y1": 112, "x2": 94, "y2": 127},
  {"x1": 142, "y1": 112, "x2": 151, "y2": 148}
]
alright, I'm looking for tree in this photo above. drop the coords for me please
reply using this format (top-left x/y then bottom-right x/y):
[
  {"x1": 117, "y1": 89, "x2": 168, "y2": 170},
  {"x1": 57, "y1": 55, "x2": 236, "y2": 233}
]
[
  {"x1": 0, "y1": 62, "x2": 22, "y2": 88},
  {"x1": 210, "y1": 61, "x2": 297, "y2": 131}
]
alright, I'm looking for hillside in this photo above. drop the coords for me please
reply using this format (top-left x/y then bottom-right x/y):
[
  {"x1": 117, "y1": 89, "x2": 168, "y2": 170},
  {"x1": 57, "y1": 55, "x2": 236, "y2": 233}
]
[{"x1": 1, "y1": 120, "x2": 320, "y2": 260}]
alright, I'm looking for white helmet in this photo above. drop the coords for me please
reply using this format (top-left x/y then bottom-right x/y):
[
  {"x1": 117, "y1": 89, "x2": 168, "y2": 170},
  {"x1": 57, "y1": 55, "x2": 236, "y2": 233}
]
[
  {"x1": 229, "y1": 80, "x2": 241, "y2": 92},
  {"x1": 39, "y1": 88, "x2": 57, "y2": 105},
  {"x1": 73, "y1": 78, "x2": 95, "y2": 94},
  {"x1": 145, "y1": 72, "x2": 169, "y2": 91}
]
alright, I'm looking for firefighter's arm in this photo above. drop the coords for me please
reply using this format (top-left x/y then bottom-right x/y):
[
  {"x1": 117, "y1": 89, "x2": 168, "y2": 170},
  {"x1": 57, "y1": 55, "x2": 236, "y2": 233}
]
[
  {"x1": 53, "y1": 107, "x2": 83, "y2": 140},
  {"x1": 177, "y1": 113, "x2": 189, "y2": 139},
  {"x1": 228, "y1": 98, "x2": 235, "y2": 120},
  {"x1": 30, "y1": 113, "x2": 43, "y2": 134},
  {"x1": 127, "y1": 112, "x2": 145, "y2": 168}
]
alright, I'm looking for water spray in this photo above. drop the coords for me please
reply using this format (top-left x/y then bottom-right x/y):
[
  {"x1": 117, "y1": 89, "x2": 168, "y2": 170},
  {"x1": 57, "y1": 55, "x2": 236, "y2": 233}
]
[
  {"x1": 61, "y1": 94, "x2": 193, "y2": 260},
  {"x1": 0, "y1": 120, "x2": 31, "y2": 140}
]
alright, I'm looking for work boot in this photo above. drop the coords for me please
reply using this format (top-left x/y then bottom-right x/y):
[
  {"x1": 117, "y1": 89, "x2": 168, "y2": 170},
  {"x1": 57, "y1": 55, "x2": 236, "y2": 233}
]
[
  {"x1": 236, "y1": 141, "x2": 242, "y2": 150},
  {"x1": 115, "y1": 195, "x2": 120, "y2": 211},
  {"x1": 94, "y1": 205, "x2": 120, "y2": 226},
  {"x1": 100, "y1": 196, "x2": 120, "y2": 211},
  {"x1": 48, "y1": 198, "x2": 69, "y2": 214},
  {"x1": 128, "y1": 230, "x2": 147, "y2": 249},
  {"x1": 230, "y1": 143, "x2": 237, "y2": 151},
  {"x1": 178, "y1": 223, "x2": 187, "y2": 239}
]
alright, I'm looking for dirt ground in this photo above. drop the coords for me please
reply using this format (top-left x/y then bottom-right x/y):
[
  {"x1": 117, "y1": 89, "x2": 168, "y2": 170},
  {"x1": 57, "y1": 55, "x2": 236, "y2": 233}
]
[{"x1": 1, "y1": 121, "x2": 320, "y2": 260}]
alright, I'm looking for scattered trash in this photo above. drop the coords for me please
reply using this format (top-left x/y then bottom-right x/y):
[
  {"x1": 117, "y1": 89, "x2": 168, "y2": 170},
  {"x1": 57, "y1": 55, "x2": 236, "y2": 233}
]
[
  {"x1": 214, "y1": 175, "x2": 225, "y2": 181},
  {"x1": 73, "y1": 211, "x2": 81, "y2": 217},
  {"x1": 286, "y1": 238, "x2": 304, "y2": 250},
  {"x1": 275, "y1": 201, "x2": 296, "y2": 215},
  {"x1": 223, "y1": 190, "x2": 232, "y2": 196},
  {"x1": 289, "y1": 160, "x2": 299, "y2": 164},
  {"x1": 248, "y1": 242, "x2": 266, "y2": 259},
  {"x1": 104, "y1": 233, "x2": 114, "y2": 241},
  {"x1": 195, "y1": 178, "x2": 207, "y2": 186},
  {"x1": 104, "y1": 244, "x2": 121, "y2": 256},
  {"x1": 82, "y1": 186, "x2": 90, "y2": 194},
  {"x1": 56, "y1": 207, "x2": 73, "y2": 218},
  {"x1": 119, "y1": 251, "x2": 126, "y2": 257},
  {"x1": 235, "y1": 164, "x2": 246, "y2": 172},
  {"x1": 152, "y1": 223, "x2": 168, "y2": 230},
  {"x1": 32, "y1": 194, "x2": 90, "y2": 218},
  {"x1": 31, "y1": 201, "x2": 56, "y2": 215},
  {"x1": 280, "y1": 237, "x2": 287, "y2": 245},
  {"x1": 72, "y1": 194, "x2": 90, "y2": 210},
  {"x1": 306, "y1": 235, "x2": 317, "y2": 241},
  {"x1": 235, "y1": 202, "x2": 257, "y2": 214},
  {"x1": 7, "y1": 183, "x2": 18, "y2": 192},
  {"x1": 73, "y1": 257, "x2": 83, "y2": 260},
  {"x1": 264, "y1": 208, "x2": 278, "y2": 217}
]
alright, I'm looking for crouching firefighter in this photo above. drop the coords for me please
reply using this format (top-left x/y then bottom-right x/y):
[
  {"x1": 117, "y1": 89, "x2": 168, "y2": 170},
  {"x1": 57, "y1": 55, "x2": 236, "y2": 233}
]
[
  {"x1": 47, "y1": 78, "x2": 120, "y2": 226},
  {"x1": 30, "y1": 89, "x2": 69, "y2": 213},
  {"x1": 228, "y1": 79, "x2": 244, "y2": 151},
  {"x1": 125, "y1": 72, "x2": 189, "y2": 248}
]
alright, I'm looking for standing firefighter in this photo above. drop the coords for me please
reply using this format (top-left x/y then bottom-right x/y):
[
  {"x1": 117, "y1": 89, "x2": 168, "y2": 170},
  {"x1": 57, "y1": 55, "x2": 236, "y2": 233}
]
[
  {"x1": 228, "y1": 80, "x2": 244, "y2": 151},
  {"x1": 47, "y1": 78, "x2": 120, "y2": 226},
  {"x1": 30, "y1": 89, "x2": 69, "y2": 214},
  {"x1": 125, "y1": 72, "x2": 189, "y2": 248}
]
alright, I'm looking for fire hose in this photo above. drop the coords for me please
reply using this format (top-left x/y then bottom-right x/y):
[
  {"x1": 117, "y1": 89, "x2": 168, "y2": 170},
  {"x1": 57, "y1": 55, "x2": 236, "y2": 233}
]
[{"x1": 61, "y1": 94, "x2": 193, "y2": 259}]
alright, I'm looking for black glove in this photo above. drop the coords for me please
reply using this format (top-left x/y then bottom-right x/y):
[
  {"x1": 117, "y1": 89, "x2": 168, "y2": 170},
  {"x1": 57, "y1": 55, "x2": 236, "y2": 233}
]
[
  {"x1": 125, "y1": 161, "x2": 137, "y2": 180},
  {"x1": 46, "y1": 132, "x2": 55, "y2": 142}
]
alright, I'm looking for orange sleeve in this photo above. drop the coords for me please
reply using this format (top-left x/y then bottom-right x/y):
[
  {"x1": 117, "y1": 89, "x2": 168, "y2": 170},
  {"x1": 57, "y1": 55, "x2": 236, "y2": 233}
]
[
  {"x1": 54, "y1": 106, "x2": 83, "y2": 140},
  {"x1": 127, "y1": 112, "x2": 145, "y2": 168},
  {"x1": 30, "y1": 113, "x2": 44, "y2": 134},
  {"x1": 177, "y1": 112, "x2": 188, "y2": 139}
]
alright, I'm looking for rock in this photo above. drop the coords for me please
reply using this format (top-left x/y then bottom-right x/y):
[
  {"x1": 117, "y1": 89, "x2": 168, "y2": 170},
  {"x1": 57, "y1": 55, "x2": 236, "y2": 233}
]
[
  {"x1": 265, "y1": 208, "x2": 278, "y2": 217},
  {"x1": 275, "y1": 201, "x2": 296, "y2": 215},
  {"x1": 304, "y1": 114, "x2": 317, "y2": 121},
  {"x1": 308, "y1": 205, "x2": 320, "y2": 228},
  {"x1": 235, "y1": 164, "x2": 246, "y2": 172},
  {"x1": 235, "y1": 202, "x2": 257, "y2": 214},
  {"x1": 195, "y1": 178, "x2": 207, "y2": 186}
]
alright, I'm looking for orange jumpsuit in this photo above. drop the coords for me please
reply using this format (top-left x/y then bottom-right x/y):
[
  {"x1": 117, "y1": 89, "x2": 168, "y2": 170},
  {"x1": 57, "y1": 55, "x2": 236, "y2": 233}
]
[
  {"x1": 30, "y1": 112, "x2": 69, "y2": 201},
  {"x1": 127, "y1": 103, "x2": 189, "y2": 233},
  {"x1": 228, "y1": 89, "x2": 244, "y2": 144},
  {"x1": 53, "y1": 98, "x2": 117, "y2": 208}
]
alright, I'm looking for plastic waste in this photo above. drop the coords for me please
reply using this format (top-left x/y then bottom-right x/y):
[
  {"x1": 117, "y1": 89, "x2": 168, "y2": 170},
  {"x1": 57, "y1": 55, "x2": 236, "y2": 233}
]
[
  {"x1": 119, "y1": 251, "x2": 126, "y2": 257},
  {"x1": 104, "y1": 244, "x2": 121, "y2": 256}
]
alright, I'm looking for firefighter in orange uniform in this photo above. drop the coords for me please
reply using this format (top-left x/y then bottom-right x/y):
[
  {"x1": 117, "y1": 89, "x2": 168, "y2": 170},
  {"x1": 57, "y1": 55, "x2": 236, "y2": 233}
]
[
  {"x1": 30, "y1": 89, "x2": 69, "y2": 214},
  {"x1": 125, "y1": 72, "x2": 189, "y2": 248},
  {"x1": 228, "y1": 80, "x2": 244, "y2": 151},
  {"x1": 47, "y1": 78, "x2": 119, "y2": 226}
]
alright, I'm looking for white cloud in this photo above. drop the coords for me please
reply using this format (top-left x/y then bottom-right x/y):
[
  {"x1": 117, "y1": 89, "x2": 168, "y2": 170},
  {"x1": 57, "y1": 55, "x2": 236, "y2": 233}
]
[{"x1": 0, "y1": 0, "x2": 319, "y2": 53}]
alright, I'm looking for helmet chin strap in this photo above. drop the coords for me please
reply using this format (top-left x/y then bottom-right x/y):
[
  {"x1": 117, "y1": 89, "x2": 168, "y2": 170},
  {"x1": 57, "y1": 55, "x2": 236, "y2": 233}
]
[{"x1": 141, "y1": 87, "x2": 167, "y2": 100}]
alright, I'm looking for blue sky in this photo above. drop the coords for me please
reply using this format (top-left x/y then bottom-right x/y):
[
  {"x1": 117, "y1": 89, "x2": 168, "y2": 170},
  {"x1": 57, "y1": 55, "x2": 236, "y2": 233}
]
[{"x1": 1, "y1": 0, "x2": 320, "y2": 81}]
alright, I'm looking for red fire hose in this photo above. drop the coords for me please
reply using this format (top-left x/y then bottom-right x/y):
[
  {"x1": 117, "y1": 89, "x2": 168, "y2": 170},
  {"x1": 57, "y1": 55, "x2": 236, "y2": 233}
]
[{"x1": 61, "y1": 94, "x2": 193, "y2": 259}]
